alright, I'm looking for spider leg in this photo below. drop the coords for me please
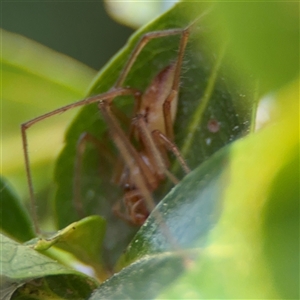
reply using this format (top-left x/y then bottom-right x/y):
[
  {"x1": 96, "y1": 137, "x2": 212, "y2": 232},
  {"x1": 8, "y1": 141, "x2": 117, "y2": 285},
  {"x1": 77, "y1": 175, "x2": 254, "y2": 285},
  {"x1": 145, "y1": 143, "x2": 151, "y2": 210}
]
[
  {"x1": 152, "y1": 130, "x2": 190, "y2": 174},
  {"x1": 113, "y1": 189, "x2": 148, "y2": 226},
  {"x1": 133, "y1": 115, "x2": 179, "y2": 185},
  {"x1": 163, "y1": 28, "x2": 190, "y2": 141},
  {"x1": 115, "y1": 28, "x2": 188, "y2": 88},
  {"x1": 21, "y1": 87, "x2": 139, "y2": 234}
]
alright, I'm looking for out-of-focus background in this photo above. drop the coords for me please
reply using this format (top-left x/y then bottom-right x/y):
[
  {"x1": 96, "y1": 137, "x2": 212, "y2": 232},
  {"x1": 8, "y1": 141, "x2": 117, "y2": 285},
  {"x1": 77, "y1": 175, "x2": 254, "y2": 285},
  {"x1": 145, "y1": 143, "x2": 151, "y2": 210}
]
[{"x1": 2, "y1": 2, "x2": 133, "y2": 71}]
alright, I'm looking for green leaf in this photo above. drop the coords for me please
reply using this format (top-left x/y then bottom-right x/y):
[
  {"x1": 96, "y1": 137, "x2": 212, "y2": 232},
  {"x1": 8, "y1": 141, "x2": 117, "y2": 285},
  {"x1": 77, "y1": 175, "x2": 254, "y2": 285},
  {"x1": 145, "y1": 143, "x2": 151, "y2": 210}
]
[
  {"x1": 47, "y1": 216, "x2": 106, "y2": 267},
  {"x1": 26, "y1": 216, "x2": 108, "y2": 281},
  {"x1": 92, "y1": 80, "x2": 299, "y2": 299},
  {"x1": 54, "y1": 2, "x2": 255, "y2": 268},
  {"x1": 11, "y1": 275, "x2": 96, "y2": 300},
  {"x1": 89, "y1": 252, "x2": 189, "y2": 299},
  {"x1": 0, "y1": 177, "x2": 35, "y2": 242},
  {"x1": 117, "y1": 143, "x2": 226, "y2": 268},
  {"x1": 0, "y1": 234, "x2": 98, "y2": 299},
  {"x1": 160, "y1": 82, "x2": 299, "y2": 299}
]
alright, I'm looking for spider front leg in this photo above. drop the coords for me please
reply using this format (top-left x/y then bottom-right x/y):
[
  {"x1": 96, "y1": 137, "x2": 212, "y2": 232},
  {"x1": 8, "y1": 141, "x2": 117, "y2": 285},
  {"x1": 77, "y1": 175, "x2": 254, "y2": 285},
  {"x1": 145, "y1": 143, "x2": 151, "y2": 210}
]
[
  {"x1": 163, "y1": 28, "x2": 190, "y2": 141},
  {"x1": 113, "y1": 25, "x2": 190, "y2": 141},
  {"x1": 114, "y1": 27, "x2": 190, "y2": 88},
  {"x1": 21, "y1": 87, "x2": 140, "y2": 234}
]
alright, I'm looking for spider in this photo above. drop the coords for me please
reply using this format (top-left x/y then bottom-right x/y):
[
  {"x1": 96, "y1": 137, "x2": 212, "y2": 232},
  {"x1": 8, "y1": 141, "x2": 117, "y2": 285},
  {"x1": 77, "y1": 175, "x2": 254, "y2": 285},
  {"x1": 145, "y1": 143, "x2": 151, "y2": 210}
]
[{"x1": 21, "y1": 21, "x2": 196, "y2": 233}]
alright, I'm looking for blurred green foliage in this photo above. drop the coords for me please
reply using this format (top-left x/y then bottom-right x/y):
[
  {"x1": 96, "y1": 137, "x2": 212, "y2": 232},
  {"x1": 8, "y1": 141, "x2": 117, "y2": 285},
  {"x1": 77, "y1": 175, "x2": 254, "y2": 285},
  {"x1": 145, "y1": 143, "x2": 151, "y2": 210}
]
[{"x1": 1, "y1": 1, "x2": 299, "y2": 299}]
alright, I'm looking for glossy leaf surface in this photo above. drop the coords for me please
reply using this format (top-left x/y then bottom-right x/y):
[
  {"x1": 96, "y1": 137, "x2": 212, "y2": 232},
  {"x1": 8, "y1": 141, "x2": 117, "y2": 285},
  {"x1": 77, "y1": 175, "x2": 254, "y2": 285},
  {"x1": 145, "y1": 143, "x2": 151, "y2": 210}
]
[
  {"x1": 91, "y1": 80, "x2": 299, "y2": 299},
  {"x1": 54, "y1": 2, "x2": 254, "y2": 268},
  {"x1": 0, "y1": 234, "x2": 97, "y2": 299}
]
